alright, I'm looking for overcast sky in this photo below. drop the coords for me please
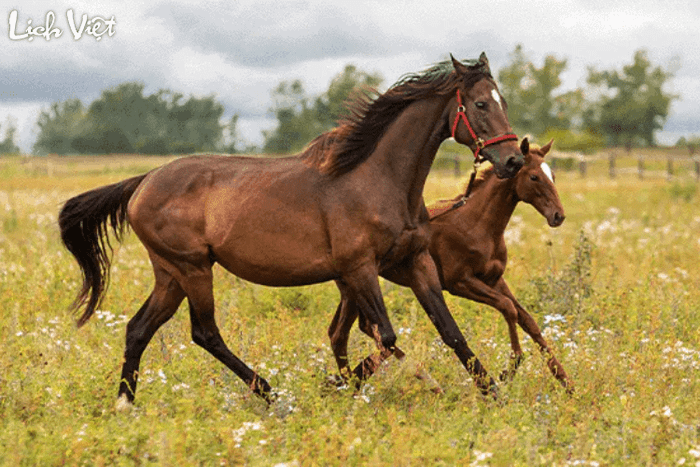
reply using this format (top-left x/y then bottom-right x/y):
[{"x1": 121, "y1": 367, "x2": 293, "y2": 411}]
[{"x1": 2, "y1": 0, "x2": 699, "y2": 153}]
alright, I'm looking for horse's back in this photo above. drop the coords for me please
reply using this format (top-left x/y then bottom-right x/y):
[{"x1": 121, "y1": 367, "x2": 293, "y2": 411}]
[{"x1": 127, "y1": 154, "x2": 337, "y2": 286}]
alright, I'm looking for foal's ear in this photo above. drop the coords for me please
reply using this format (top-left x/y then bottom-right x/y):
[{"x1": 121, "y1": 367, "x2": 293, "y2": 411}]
[
  {"x1": 450, "y1": 53, "x2": 469, "y2": 76},
  {"x1": 541, "y1": 138, "x2": 554, "y2": 156},
  {"x1": 478, "y1": 51, "x2": 491, "y2": 74},
  {"x1": 520, "y1": 137, "x2": 530, "y2": 155}
]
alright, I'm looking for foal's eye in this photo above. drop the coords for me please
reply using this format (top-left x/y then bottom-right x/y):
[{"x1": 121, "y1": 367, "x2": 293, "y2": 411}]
[
  {"x1": 530, "y1": 174, "x2": 539, "y2": 181},
  {"x1": 475, "y1": 101, "x2": 486, "y2": 109}
]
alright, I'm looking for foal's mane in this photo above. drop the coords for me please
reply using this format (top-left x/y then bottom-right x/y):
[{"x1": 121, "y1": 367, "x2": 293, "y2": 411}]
[{"x1": 303, "y1": 58, "x2": 492, "y2": 177}]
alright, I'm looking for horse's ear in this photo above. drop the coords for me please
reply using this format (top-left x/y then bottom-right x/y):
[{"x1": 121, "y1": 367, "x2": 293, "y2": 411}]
[
  {"x1": 520, "y1": 137, "x2": 530, "y2": 155},
  {"x1": 450, "y1": 53, "x2": 469, "y2": 76},
  {"x1": 541, "y1": 138, "x2": 554, "y2": 156},
  {"x1": 478, "y1": 52, "x2": 491, "y2": 74}
]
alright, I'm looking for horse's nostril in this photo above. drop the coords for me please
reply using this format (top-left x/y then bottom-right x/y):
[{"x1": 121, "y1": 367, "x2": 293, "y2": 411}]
[{"x1": 506, "y1": 156, "x2": 523, "y2": 170}]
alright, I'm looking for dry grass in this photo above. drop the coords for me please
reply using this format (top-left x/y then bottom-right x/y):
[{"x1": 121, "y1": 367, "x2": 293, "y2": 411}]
[{"x1": 0, "y1": 154, "x2": 699, "y2": 466}]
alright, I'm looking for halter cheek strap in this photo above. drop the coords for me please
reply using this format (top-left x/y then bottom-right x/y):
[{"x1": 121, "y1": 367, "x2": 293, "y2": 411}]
[{"x1": 451, "y1": 89, "x2": 518, "y2": 159}]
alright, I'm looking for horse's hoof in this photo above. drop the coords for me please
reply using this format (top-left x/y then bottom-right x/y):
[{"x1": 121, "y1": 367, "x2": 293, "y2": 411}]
[
  {"x1": 324, "y1": 374, "x2": 348, "y2": 389},
  {"x1": 115, "y1": 394, "x2": 133, "y2": 413}
]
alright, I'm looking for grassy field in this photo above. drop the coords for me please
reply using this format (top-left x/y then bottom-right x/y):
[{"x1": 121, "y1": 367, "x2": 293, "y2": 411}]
[{"x1": 1, "y1": 152, "x2": 699, "y2": 466}]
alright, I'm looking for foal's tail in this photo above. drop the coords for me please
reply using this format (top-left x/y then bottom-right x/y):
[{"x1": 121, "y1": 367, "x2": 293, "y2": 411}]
[{"x1": 58, "y1": 174, "x2": 149, "y2": 327}]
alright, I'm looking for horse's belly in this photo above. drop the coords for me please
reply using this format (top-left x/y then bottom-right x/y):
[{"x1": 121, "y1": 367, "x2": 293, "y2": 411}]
[{"x1": 212, "y1": 237, "x2": 336, "y2": 287}]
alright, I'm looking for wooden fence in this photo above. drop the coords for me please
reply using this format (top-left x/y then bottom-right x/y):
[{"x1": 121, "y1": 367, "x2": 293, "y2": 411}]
[
  {"x1": 441, "y1": 151, "x2": 700, "y2": 182},
  {"x1": 548, "y1": 152, "x2": 700, "y2": 181}
]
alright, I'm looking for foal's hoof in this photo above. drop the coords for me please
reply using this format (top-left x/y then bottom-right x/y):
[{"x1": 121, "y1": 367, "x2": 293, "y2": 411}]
[
  {"x1": 479, "y1": 382, "x2": 500, "y2": 402},
  {"x1": 115, "y1": 394, "x2": 133, "y2": 413},
  {"x1": 498, "y1": 368, "x2": 516, "y2": 383},
  {"x1": 562, "y1": 379, "x2": 575, "y2": 396}
]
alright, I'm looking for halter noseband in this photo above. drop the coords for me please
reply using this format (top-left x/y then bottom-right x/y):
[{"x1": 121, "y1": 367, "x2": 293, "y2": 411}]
[{"x1": 451, "y1": 88, "x2": 518, "y2": 160}]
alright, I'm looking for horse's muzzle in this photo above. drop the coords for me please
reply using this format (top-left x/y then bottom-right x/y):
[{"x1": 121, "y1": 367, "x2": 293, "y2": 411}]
[
  {"x1": 492, "y1": 153, "x2": 524, "y2": 179},
  {"x1": 549, "y1": 211, "x2": 566, "y2": 227}
]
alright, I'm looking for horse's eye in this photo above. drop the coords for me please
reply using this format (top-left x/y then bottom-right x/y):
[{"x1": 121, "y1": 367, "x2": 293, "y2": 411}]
[
  {"x1": 530, "y1": 174, "x2": 539, "y2": 181},
  {"x1": 475, "y1": 101, "x2": 486, "y2": 109}
]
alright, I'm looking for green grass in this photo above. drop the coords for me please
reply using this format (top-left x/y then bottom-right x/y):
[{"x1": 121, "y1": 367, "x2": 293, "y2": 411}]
[{"x1": 1, "y1": 155, "x2": 699, "y2": 466}]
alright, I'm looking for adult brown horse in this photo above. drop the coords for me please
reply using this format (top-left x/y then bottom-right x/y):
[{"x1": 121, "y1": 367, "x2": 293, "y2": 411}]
[
  {"x1": 328, "y1": 138, "x2": 573, "y2": 392},
  {"x1": 59, "y1": 53, "x2": 523, "y2": 407}
]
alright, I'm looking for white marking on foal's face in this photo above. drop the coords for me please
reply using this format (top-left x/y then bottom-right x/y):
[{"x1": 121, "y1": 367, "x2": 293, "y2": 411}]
[
  {"x1": 541, "y1": 162, "x2": 554, "y2": 183},
  {"x1": 491, "y1": 89, "x2": 503, "y2": 111}
]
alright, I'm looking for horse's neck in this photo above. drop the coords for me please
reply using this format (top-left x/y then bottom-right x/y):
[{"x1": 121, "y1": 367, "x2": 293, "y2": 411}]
[
  {"x1": 365, "y1": 96, "x2": 450, "y2": 214},
  {"x1": 469, "y1": 176, "x2": 519, "y2": 236}
]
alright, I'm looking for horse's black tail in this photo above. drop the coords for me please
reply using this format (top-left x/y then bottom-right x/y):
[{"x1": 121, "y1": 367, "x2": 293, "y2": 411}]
[{"x1": 58, "y1": 173, "x2": 149, "y2": 327}]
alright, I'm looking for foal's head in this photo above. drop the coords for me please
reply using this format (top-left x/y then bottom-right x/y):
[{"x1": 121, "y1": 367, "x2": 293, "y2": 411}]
[{"x1": 515, "y1": 138, "x2": 565, "y2": 227}]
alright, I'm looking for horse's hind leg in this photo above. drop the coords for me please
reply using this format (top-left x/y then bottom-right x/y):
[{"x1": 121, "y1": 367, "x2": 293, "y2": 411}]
[
  {"x1": 118, "y1": 262, "x2": 186, "y2": 404},
  {"x1": 495, "y1": 280, "x2": 573, "y2": 392},
  {"x1": 182, "y1": 266, "x2": 272, "y2": 402}
]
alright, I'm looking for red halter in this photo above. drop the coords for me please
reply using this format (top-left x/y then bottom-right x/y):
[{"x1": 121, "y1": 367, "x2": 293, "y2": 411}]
[{"x1": 451, "y1": 89, "x2": 518, "y2": 160}]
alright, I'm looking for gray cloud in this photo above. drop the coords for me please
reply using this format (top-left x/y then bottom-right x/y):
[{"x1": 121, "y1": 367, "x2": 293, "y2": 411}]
[{"x1": 1, "y1": 0, "x2": 699, "y2": 151}]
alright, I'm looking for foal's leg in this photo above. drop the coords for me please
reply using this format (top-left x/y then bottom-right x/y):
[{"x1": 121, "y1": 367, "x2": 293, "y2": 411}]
[
  {"x1": 408, "y1": 251, "x2": 497, "y2": 398},
  {"x1": 118, "y1": 260, "x2": 186, "y2": 404},
  {"x1": 494, "y1": 279, "x2": 573, "y2": 392},
  {"x1": 182, "y1": 264, "x2": 273, "y2": 402},
  {"x1": 446, "y1": 276, "x2": 524, "y2": 382}
]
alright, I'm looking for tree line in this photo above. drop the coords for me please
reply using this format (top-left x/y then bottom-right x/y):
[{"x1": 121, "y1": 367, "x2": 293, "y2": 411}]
[{"x1": 2, "y1": 46, "x2": 685, "y2": 156}]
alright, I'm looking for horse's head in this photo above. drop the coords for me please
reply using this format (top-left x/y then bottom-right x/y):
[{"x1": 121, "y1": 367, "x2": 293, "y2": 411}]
[
  {"x1": 516, "y1": 138, "x2": 565, "y2": 227},
  {"x1": 449, "y1": 53, "x2": 523, "y2": 179}
]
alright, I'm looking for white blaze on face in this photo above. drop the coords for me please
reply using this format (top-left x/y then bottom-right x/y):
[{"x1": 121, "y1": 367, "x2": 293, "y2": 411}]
[
  {"x1": 491, "y1": 89, "x2": 503, "y2": 111},
  {"x1": 541, "y1": 162, "x2": 554, "y2": 183}
]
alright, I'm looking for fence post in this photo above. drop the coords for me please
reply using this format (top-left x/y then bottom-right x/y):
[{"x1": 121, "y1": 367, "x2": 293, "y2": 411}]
[
  {"x1": 608, "y1": 153, "x2": 616, "y2": 178},
  {"x1": 578, "y1": 154, "x2": 587, "y2": 178},
  {"x1": 694, "y1": 157, "x2": 699, "y2": 182},
  {"x1": 667, "y1": 157, "x2": 673, "y2": 181},
  {"x1": 637, "y1": 156, "x2": 644, "y2": 180}
]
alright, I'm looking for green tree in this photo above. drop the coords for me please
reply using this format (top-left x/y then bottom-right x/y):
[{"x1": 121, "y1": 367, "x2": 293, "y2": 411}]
[
  {"x1": 314, "y1": 64, "x2": 383, "y2": 128},
  {"x1": 498, "y1": 44, "x2": 570, "y2": 136},
  {"x1": 585, "y1": 49, "x2": 678, "y2": 147},
  {"x1": 263, "y1": 80, "x2": 322, "y2": 154},
  {"x1": 263, "y1": 65, "x2": 383, "y2": 154},
  {"x1": 0, "y1": 117, "x2": 20, "y2": 154},
  {"x1": 33, "y1": 99, "x2": 86, "y2": 154},
  {"x1": 34, "y1": 82, "x2": 225, "y2": 155},
  {"x1": 74, "y1": 82, "x2": 150, "y2": 153}
]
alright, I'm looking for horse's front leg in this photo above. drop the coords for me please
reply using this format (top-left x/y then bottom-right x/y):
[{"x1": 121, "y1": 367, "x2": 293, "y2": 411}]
[
  {"x1": 327, "y1": 292, "x2": 361, "y2": 385},
  {"x1": 408, "y1": 250, "x2": 497, "y2": 399},
  {"x1": 337, "y1": 264, "x2": 397, "y2": 366},
  {"x1": 328, "y1": 288, "x2": 440, "y2": 391}
]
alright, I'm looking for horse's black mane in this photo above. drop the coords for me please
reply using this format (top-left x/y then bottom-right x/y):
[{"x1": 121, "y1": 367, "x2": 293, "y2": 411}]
[{"x1": 303, "y1": 57, "x2": 492, "y2": 177}]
